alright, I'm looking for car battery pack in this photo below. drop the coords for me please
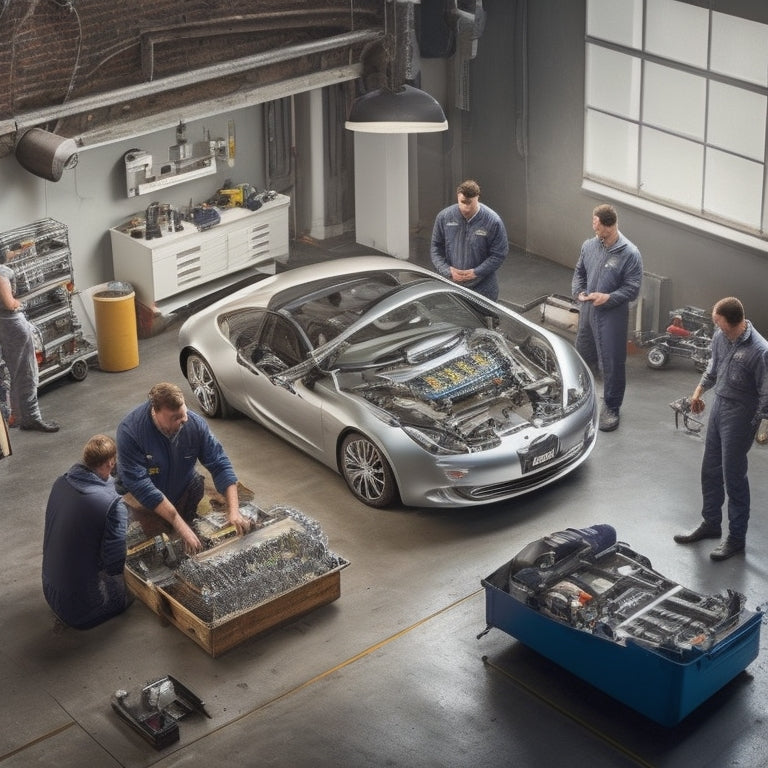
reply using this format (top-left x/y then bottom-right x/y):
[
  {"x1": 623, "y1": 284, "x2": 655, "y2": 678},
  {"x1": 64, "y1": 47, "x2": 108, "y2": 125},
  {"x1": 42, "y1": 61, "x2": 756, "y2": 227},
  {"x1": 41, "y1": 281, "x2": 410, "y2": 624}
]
[{"x1": 481, "y1": 525, "x2": 762, "y2": 726}]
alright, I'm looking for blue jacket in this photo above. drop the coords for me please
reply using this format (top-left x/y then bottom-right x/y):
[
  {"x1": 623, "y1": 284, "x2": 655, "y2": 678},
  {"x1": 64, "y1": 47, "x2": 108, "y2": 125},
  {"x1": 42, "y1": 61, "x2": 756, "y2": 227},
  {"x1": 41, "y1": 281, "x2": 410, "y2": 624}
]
[
  {"x1": 700, "y1": 321, "x2": 768, "y2": 423},
  {"x1": 42, "y1": 463, "x2": 127, "y2": 625},
  {"x1": 430, "y1": 203, "x2": 509, "y2": 299},
  {"x1": 571, "y1": 233, "x2": 643, "y2": 312},
  {"x1": 116, "y1": 402, "x2": 237, "y2": 511}
]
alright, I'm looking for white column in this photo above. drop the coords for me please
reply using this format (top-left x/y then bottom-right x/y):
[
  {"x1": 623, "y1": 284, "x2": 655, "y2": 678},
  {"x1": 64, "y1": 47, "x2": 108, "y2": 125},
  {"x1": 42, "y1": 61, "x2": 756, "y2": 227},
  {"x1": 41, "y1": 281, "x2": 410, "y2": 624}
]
[
  {"x1": 308, "y1": 89, "x2": 329, "y2": 241},
  {"x1": 352, "y1": 132, "x2": 410, "y2": 260}
]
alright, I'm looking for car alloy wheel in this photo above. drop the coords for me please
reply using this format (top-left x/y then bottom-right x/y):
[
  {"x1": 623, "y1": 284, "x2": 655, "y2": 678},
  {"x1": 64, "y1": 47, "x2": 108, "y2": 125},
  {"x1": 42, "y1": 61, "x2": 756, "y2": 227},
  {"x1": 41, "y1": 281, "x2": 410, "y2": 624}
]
[
  {"x1": 186, "y1": 352, "x2": 232, "y2": 418},
  {"x1": 340, "y1": 432, "x2": 397, "y2": 508}
]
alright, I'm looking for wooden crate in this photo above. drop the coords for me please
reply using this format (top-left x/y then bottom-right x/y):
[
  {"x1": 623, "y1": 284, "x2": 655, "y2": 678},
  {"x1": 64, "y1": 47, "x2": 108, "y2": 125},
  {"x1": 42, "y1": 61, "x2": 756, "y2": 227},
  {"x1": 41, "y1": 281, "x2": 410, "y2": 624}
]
[{"x1": 124, "y1": 558, "x2": 348, "y2": 657}]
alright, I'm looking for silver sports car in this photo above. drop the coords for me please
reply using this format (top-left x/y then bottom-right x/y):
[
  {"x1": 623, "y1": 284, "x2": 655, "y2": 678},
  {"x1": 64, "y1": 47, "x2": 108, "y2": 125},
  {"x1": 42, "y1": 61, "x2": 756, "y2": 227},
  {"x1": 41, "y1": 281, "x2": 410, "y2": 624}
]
[{"x1": 178, "y1": 256, "x2": 597, "y2": 508}]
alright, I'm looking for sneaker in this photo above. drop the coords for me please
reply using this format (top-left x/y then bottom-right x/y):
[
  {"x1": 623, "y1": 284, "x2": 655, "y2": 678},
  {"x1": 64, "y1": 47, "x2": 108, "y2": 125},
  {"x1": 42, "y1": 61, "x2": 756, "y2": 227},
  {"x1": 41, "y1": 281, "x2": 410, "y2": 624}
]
[
  {"x1": 710, "y1": 537, "x2": 745, "y2": 561},
  {"x1": 673, "y1": 522, "x2": 721, "y2": 544},
  {"x1": 599, "y1": 406, "x2": 620, "y2": 432}
]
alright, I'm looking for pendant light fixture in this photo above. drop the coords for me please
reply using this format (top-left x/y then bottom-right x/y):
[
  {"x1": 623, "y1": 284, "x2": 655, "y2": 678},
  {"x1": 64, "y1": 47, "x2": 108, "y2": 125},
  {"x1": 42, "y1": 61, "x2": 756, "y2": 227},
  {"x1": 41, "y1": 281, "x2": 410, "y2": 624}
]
[{"x1": 346, "y1": 0, "x2": 448, "y2": 134}]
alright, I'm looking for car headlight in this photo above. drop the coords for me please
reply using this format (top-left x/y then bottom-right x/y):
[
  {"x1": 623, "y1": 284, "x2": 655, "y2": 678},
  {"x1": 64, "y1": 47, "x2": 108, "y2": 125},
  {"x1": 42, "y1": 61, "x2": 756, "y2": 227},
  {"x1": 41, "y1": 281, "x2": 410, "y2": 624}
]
[
  {"x1": 401, "y1": 424, "x2": 470, "y2": 455},
  {"x1": 565, "y1": 368, "x2": 592, "y2": 412}
]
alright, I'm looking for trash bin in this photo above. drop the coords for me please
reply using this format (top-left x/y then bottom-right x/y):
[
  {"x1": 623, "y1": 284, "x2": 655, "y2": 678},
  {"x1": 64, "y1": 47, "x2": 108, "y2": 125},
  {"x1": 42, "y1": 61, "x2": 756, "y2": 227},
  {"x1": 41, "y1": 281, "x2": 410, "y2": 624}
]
[{"x1": 92, "y1": 282, "x2": 139, "y2": 372}]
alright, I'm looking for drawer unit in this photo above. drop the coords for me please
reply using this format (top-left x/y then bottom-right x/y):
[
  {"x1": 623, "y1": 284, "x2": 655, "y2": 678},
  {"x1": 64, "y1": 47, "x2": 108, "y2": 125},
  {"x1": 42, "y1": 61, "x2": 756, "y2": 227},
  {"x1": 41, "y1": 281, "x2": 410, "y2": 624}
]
[{"x1": 110, "y1": 196, "x2": 290, "y2": 308}]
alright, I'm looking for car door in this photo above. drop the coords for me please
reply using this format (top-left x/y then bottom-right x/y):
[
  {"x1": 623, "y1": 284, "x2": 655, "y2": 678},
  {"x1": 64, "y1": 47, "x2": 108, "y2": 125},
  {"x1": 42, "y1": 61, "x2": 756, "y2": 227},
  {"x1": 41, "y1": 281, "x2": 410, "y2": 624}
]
[{"x1": 235, "y1": 311, "x2": 326, "y2": 456}]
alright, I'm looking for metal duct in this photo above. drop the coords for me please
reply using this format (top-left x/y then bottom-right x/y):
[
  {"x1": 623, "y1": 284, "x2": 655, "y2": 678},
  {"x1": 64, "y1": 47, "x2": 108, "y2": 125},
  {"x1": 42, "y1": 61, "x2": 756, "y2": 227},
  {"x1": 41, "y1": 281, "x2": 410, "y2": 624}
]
[{"x1": 15, "y1": 128, "x2": 79, "y2": 182}]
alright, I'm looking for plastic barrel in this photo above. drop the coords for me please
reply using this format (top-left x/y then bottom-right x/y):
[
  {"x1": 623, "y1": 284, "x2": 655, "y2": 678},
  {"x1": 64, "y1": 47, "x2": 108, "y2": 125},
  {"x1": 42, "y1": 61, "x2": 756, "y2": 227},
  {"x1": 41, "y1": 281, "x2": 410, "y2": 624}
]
[{"x1": 92, "y1": 287, "x2": 139, "y2": 372}]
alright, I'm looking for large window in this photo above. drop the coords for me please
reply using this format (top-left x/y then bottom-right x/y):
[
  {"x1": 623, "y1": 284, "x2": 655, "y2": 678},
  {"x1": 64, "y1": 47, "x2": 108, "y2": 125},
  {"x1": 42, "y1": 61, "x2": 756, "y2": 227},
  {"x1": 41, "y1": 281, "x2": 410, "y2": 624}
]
[{"x1": 584, "y1": 0, "x2": 768, "y2": 242}]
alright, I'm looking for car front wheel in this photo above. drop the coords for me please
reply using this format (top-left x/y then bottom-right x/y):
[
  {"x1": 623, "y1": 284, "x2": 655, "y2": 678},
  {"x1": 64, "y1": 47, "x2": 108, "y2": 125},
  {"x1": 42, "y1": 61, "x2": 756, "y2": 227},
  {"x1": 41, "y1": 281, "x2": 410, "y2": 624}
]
[
  {"x1": 340, "y1": 432, "x2": 398, "y2": 508},
  {"x1": 185, "y1": 352, "x2": 232, "y2": 418}
]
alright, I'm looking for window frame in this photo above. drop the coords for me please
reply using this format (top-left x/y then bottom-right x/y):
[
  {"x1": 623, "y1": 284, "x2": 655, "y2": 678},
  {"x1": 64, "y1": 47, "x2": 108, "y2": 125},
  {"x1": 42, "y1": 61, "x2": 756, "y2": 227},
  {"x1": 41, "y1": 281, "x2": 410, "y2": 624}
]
[{"x1": 583, "y1": 0, "x2": 768, "y2": 253}]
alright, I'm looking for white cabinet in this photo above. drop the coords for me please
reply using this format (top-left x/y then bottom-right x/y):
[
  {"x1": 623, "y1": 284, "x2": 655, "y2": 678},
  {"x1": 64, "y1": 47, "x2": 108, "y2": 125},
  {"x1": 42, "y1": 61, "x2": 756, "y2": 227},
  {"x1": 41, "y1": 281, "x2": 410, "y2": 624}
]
[{"x1": 109, "y1": 195, "x2": 290, "y2": 308}]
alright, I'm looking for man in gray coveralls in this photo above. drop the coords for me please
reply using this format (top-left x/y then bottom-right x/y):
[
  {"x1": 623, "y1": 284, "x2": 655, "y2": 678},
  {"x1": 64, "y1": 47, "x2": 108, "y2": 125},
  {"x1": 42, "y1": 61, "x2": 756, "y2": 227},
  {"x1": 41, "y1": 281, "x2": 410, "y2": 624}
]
[{"x1": 572, "y1": 204, "x2": 643, "y2": 432}]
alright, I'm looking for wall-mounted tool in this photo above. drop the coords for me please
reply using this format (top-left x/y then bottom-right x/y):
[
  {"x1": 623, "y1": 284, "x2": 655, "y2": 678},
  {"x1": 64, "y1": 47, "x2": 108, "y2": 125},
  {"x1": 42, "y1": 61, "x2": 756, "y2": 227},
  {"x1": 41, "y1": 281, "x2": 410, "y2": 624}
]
[{"x1": 124, "y1": 121, "x2": 234, "y2": 198}]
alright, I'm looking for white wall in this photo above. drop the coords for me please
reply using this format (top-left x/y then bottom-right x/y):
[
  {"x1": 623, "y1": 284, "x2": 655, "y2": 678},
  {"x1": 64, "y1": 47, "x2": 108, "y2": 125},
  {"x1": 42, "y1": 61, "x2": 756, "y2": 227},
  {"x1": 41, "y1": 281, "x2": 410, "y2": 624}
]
[{"x1": 0, "y1": 106, "x2": 266, "y2": 292}]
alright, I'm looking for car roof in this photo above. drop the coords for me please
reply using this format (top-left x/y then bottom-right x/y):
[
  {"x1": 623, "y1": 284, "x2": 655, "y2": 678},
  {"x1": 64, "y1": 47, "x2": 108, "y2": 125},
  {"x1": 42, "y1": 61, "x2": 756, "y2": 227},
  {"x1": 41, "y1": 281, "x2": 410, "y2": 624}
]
[{"x1": 213, "y1": 255, "x2": 437, "y2": 312}]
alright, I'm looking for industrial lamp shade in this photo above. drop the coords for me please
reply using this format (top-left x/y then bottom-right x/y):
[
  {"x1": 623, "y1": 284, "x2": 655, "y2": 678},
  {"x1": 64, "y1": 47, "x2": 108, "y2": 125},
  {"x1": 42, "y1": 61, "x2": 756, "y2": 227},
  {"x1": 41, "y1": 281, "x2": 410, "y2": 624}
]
[
  {"x1": 345, "y1": 85, "x2": 448, "y2": 133},
  {"x1": 15, "y1": 128, "x2": 79, "y2": 182}
]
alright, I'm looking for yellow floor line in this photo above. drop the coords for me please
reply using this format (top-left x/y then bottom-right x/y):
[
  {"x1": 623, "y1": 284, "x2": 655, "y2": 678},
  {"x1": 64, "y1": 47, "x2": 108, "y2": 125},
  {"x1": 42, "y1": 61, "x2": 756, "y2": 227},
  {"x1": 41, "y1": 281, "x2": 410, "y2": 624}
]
[
  {"x1": 482, "y1": 655, "x2": 657, "y2": 768},
  {"x1": 199, "y1": 589, "x2": 484, "y2": 737},
  {"x1": 0, "y1": 721, "x2": 76, "y2": 761}
]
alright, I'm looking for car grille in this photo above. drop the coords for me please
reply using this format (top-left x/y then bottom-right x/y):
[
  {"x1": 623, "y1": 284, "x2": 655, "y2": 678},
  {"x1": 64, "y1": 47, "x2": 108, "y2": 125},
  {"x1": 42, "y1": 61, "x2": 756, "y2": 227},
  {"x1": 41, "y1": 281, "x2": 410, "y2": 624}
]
[{"x1": 455, "y1": 440, "x2": 587, "y2": 501}]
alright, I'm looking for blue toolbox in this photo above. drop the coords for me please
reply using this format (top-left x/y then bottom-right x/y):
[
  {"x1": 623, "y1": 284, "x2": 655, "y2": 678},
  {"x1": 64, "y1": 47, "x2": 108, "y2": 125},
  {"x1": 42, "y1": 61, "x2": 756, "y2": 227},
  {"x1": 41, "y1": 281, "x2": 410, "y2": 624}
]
[{"x1": 481, "y1": 526, "x2": 762, "y2": 726}]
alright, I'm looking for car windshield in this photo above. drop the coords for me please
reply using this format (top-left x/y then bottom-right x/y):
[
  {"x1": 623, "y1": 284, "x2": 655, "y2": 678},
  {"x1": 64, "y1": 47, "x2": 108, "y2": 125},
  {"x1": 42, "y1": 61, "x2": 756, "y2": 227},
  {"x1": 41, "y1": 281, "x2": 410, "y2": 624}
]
[
  {"x1": 273, "y1": 270, "x2": 432, "y2": 348},
  {"x1": 346, "y1": 290, "x2": 486, "y2": 344}
]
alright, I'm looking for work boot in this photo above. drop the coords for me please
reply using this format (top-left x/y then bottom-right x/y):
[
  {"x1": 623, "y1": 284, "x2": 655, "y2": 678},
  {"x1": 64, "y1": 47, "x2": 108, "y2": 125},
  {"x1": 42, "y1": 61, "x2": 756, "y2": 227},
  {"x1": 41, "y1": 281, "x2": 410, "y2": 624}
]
[
  {"x1": 673, "y1": 522, "x2": 721, "y2": 544},
  {"x1": 20, "y1": 419, "x2": 60, "y2": 433},
  {"x1": 710, "y1": 537, "x2": 745, "y2": 561},
  {"x1": 599, "y1": 405, "x2": 620, "y2": 432}
]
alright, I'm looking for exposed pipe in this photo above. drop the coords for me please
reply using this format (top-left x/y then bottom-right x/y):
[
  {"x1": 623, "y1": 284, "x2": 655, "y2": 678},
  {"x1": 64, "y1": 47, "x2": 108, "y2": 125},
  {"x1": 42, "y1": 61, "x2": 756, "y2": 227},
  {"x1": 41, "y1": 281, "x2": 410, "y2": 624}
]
[{"x1": 0, "y1": 29, "x2": 382, "y2": 142}]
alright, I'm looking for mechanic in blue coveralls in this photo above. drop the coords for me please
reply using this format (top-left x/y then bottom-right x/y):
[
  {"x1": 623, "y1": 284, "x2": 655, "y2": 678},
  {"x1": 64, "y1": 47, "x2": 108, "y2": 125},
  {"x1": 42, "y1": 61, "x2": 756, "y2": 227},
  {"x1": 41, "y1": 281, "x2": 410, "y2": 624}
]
[
  {"x1": 674, "y1": 297, "x2": 768, "y2": 561},
  {"x1": 116, "y1": 381, "x2": 252, "y2": 554},
  {"x1": 572, "y1": 204, "x2": 643, "y2": 432},
  {"x1": 42, "y1": 434, "x2": 133, "y2": 628},
  {"x1": 430, "y1": 179, "x2": 509, "y2": 301}
]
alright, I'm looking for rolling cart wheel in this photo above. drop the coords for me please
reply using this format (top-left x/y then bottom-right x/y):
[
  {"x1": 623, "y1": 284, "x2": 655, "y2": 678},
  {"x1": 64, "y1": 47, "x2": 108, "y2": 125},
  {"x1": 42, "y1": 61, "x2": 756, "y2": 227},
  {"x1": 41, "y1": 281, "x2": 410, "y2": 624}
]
[
  {"x1": 70, "y1": 359, "x2": 89, "y2": 381},
  {"x1": 646, "y1": 345, "x2": 669, "y2": 369}
]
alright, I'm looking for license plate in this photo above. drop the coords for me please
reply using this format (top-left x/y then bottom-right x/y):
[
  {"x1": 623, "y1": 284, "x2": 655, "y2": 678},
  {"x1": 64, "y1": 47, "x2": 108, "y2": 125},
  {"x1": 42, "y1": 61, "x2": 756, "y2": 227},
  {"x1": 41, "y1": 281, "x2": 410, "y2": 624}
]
[{"x1": 518, "y1": 433, "x2": 560, "y2": 474}]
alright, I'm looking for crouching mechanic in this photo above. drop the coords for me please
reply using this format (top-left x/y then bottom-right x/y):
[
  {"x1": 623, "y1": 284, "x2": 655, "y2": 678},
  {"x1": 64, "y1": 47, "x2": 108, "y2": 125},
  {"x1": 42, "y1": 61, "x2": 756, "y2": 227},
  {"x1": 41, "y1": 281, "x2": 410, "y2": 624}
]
[
  {"x1": 42, "y1": 434, "x2": 133, "y2": 629},
  {"x1": 116, "y1": 382, "x2": 252, "y2": 554}
]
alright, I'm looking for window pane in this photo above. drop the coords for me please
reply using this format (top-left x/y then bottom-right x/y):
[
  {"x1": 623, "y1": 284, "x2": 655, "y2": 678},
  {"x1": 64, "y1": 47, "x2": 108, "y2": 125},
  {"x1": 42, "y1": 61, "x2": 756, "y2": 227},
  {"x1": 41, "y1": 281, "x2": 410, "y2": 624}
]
[
  {"x1": 587, "y1": 0, "x2": 643, "y2": 49},
  {"x1": 586, "y1": 45, "x2": 641, "y2": 119},
  {"x1": 585, "y1": 110, "x2": 639, "y2": 188},
  {"x1": 641, "y1": 127, "x2": 703, "y2": 209},
  {"x1": 704, "y1": 148, "x2": 764, "y2": 229},
  {"x1": 711, "y1": 12, "x2": 768, "y2": 86},
  {"x1": 708, "y1": 82, "x2": 767, "y2": 160},
  {"x1": 643, "y1": 62, "x2": 706, "y2": 140},
  {"x1": 646, "y1": 0, "x2": 708, "y2": 68}
]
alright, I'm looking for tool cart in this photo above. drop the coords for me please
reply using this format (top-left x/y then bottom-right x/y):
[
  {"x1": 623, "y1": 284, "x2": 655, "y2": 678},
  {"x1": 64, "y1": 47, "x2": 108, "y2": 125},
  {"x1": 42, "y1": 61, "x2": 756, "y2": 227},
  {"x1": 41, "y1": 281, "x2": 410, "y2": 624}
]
[{"x1": 0, "y1": 218, "x2": 96, "y2": 418}]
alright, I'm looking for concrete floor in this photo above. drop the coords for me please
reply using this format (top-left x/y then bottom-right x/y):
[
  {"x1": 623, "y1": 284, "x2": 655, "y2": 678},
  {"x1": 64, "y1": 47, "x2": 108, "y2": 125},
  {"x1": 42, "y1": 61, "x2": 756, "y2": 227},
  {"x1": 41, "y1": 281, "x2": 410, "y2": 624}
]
[{"x1": 1, "y1": 236, "x2": 767, "y2": 768}]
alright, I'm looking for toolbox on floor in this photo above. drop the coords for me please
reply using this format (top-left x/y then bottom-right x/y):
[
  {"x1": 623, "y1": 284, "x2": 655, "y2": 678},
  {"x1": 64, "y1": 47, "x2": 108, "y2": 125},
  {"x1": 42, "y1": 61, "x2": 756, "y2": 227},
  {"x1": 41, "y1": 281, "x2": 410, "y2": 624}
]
[{"x1": 481, "y1": 526, "x2": 762, "y2": 726}]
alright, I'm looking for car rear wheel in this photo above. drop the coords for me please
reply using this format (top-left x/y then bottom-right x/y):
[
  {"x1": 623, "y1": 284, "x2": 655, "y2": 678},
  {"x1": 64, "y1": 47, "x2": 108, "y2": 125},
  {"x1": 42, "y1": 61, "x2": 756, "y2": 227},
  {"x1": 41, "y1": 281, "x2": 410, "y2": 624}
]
[
  {"x1": 186, "y1": 352, "x2": 232, "y2": 418},
  {"x1": 340, "y1": 432, "x2": 398, "y2": 508}
]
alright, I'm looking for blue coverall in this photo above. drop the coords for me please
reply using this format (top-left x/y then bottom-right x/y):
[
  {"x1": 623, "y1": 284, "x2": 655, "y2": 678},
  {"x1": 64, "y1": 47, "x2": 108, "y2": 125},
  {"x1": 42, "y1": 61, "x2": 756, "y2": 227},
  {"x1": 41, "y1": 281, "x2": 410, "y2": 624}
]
[
  {"x1": 571, "y1": 233, "x2": 643, "y2": 412},
  {"x1": 698, "y1": 322, "x2": 768, "y2": 541},
  {"x1": 116, "y1": 401, "x2": 237, "y2": 522},
  {"x1": 430, "y1": 203, "x2": 509, "y2": 301},
  {"x1": 42, "y1": 463, "x2": 130, "y2": 629}
]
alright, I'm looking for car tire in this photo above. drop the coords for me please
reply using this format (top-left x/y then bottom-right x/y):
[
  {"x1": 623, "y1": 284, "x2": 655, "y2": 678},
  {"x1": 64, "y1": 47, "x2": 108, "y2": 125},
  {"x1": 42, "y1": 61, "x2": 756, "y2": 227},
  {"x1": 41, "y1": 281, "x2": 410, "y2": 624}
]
[
  {"x1": 186, "y1": 352, "x2": 233, "y2": 418},
  {"x1": 646, "y1": 345, "x2": 669, "y2": 369},
  {"x1": 340, "y1": 432, "x2": 398, "y2": 508}
]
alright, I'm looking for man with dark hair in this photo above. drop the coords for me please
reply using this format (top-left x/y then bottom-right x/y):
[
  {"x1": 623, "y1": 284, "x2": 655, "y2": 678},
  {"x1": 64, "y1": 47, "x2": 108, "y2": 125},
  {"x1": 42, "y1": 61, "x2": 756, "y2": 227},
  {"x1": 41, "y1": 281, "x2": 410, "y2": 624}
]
[
  {"x1": 430, "y1": 179, "x2": 509, "y2": 301},
  {"x1": 42, "y1": 434, "x2": 132, "y2": 628},
  {"x1": 572, "y1": 203, "x2": 643, "y2": 431},
  {"x1": 116, "y1": 382, "x2": 251, "y2": 554},
  {"x1": 674, "y1": 297, "x2": 768, "y2": 560},
  {"x1": 0, "y1": 243, "x2": 59, "y2": 432}
]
